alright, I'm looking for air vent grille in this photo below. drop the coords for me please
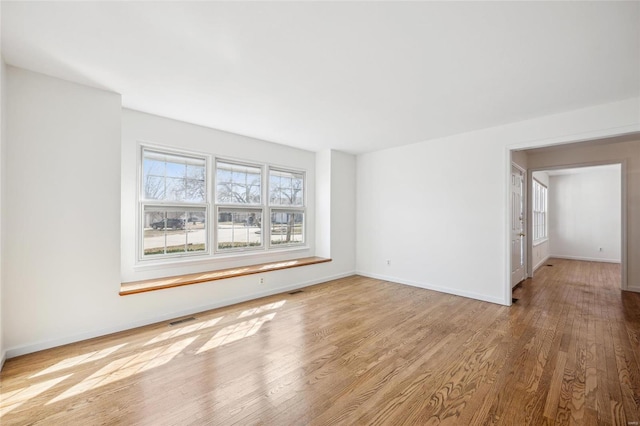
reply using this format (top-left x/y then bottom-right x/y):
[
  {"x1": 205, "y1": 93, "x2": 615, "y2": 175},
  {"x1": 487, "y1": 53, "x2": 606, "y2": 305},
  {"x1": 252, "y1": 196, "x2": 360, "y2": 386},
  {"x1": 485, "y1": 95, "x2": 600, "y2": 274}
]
[{"x1": 169, "y1": 317, "x2": 196, "y2": 326}]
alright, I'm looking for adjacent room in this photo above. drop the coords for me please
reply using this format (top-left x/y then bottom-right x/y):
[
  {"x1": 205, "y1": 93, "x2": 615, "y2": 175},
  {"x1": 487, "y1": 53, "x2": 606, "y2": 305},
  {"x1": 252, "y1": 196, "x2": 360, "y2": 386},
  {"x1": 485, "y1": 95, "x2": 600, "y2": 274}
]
[
  {"x1": 1, "y1": 1, "x2": 639, "y2": 424},
  {"x1": 543, "y1": 165, "x2": 622, "y2": 266}
]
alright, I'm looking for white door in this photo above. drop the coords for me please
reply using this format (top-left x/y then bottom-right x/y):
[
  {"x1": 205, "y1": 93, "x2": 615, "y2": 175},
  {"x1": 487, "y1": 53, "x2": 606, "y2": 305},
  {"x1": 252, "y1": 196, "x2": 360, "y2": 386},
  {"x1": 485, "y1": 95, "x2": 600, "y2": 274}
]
[{"x1": 511, "y1": 164, "x2": 526, "y2": 287}]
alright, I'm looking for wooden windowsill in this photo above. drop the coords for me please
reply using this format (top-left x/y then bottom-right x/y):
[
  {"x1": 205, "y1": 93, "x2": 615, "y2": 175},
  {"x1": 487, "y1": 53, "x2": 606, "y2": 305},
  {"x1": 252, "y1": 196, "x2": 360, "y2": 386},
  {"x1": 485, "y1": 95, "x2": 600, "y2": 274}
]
[{"x1": 120, "y1": 256, "x2": 331, "y2": 296}]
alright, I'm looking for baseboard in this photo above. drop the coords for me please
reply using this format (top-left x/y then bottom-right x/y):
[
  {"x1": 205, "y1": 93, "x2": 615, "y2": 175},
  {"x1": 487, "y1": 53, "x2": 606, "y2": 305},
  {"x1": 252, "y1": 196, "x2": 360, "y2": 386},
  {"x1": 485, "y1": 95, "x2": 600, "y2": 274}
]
[
  {"x1": 355, "y1": 271, "x2": 506, "y2": 306},
  {"x1": 5, "y1": 270, "x2": 356, "y2": 359},
  {"x1": 533, "y1": 255, "x2": 551, "y2": 272},
  {"x1": 625, "y1": 286, "x2": 640, "y2": 293},
  {"x1": 550, "y1": 255, "x2": 621, "y2": 264}
]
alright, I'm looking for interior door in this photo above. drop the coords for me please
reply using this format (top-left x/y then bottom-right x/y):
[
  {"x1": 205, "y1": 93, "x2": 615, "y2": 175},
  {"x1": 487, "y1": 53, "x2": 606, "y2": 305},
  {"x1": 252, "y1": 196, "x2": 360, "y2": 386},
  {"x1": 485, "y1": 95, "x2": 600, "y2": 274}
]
[{"x1": 511, "y1": 164, "x2": 526, "y2": 287}]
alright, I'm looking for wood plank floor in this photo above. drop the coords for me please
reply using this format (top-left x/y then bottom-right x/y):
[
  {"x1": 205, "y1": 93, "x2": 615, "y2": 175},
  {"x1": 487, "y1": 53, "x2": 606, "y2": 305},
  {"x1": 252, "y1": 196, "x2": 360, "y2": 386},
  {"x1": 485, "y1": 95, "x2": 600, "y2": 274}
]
[{"x1": 1, "y1": 258, "x2": 639, "y2": 425}]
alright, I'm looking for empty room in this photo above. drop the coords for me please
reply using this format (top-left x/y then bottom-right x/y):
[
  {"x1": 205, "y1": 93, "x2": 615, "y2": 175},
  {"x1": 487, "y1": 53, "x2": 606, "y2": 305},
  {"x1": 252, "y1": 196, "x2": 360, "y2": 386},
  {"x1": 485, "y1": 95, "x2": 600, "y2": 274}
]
[{"x1": 1, "y1": 1, "x2": 639, "y2": 425}]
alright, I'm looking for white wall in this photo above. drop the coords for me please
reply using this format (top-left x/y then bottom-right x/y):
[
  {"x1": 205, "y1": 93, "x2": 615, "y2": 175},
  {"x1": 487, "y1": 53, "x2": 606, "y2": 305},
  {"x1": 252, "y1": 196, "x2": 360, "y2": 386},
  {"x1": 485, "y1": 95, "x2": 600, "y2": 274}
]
[
  {"x1": 512, "y1": 150, "x2": 528, "y2": 170},
  {"x1": 315, "y1": 150, "x2": 331, "y2": 258},
  {"x1": 531, "y1": 171, "x2": 550, "y2": 272},
  {"x1": 0, "y1": 57, "x2": 6, "y2": 369},
  {"x1": 533, "y1": 170, "x2": 549, "y2": 187},
  {"x1": 328, "y1": 150, "x2": 356, "y2": 273},
  {"x1": 549, "y1": 167, "x2": 621, "y2": 263},
  {"x1": 121, "y1": 109, "x2": 320, "y2": 282},
  {"x1": 314, "y1": 149, "x2": 356, "y2": 274},
  {"x1": 356, "y1": 97, "x2": 640, "y2": 305},
  {"x1": 3, "y1": 68, "x2": 356, "y2": 357},
  {"x1": 4, "y1": 67, "x2": 122, "y2": 356}
]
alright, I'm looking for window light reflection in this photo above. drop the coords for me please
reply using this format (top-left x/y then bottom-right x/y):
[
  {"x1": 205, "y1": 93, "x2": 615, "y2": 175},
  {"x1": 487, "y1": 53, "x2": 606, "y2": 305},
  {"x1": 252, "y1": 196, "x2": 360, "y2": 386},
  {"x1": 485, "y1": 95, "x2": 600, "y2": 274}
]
[
  {"x1": 196, "y1": 313, "x2": 276, "y2": 354},
  {"x1": 239, "y1": 300, "x2": 286, "y2": 318},
  {"x1": 30, "y1": 344, "x2": 127, "y2": 378},
  {"x1": 258, "y1": 261, "x2": 297, "y2": 271},
  {"x1": 144, "y1": 316, "x2": 223, "y2": 346},
  {"x1": 1, "y1": 374, "x2": 72, "y2": 417},
  {"x1": 47, "y1": 337, "x2": 196, "y2": 404}
]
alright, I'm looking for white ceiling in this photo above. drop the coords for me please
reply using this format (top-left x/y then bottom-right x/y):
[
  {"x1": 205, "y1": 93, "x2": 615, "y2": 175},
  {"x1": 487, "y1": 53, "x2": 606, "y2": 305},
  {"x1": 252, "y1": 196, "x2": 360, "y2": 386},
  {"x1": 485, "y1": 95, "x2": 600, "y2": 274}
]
[{"x1": 2, "y1": 1, "x2": 639, "y2": 154}]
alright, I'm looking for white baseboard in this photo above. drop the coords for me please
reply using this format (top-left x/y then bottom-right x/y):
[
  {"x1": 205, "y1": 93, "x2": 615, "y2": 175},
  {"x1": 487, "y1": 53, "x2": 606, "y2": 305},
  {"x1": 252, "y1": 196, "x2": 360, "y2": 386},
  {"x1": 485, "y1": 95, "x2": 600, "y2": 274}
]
[
  {"x1": 550, "y1": 255, "x2": 621, "y2": 264},
  {"x1": 625, "y1": 286, "x2": 640, "y2": 293},
  {"x1": 533, "y1": 255, "x2": 551, "y2": 272},
  {"x1": 5, "y1": 270, "x2": 355, "y2": 359},
  {"x1": 355, "y1": 271, "x2": 507, "y2": 306}
]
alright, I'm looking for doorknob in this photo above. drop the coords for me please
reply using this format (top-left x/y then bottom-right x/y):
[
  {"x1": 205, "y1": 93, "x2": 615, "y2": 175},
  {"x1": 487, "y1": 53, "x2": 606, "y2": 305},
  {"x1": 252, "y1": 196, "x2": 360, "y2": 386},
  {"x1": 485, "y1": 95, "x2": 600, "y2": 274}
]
[{"x1": 519, "y1": 233, "x2": 525, "y2": 237}]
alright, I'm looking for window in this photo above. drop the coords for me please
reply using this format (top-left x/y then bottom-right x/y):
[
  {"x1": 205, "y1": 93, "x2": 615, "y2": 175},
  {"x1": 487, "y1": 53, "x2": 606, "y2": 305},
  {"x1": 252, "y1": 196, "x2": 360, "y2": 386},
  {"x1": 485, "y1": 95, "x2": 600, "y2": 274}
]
[
  {"x1": 139, "y1": 148, "x2": 306, "y2": 261},
  {"x1": 533, "y1": 179, "x2": 547, "y2": 242},
  {"x1": 141, "y1": 149, "x2": 208, "y2": 259},
  {"x1": 269, "y1": 169, "x2": 305, "y2": 246},
  {"x1": 214, "y1": 161, "x2": 306, "y2": 252},
  {"x1": 215, "y1": 160, "x2": 264, "y2": 251}
]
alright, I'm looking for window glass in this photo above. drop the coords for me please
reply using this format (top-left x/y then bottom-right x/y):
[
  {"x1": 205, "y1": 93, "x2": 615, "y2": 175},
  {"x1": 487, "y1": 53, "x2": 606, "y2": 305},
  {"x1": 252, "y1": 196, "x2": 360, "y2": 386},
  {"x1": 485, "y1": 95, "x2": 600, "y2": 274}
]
[
  {"x1": 270, "y1": 210, "x2": 304, "y2": 246},
  {"x1": 216, "y1": 161, "x2": 261, "y2": 204},
  {"x1": 143, "y1": 150, "x2": 206, "y2": 203},
  {"x1": 143, "y1": 207, "x2": 206, "y2": 256},
  {"x1": 269, "y1": 169, "x2": 304, "y2": 206},
  {"x1": 217, "y1": 208, "x2": 263, "y2": 250},
  {"x1": 533, "y1": 180, "x2": 547, "y2": 242}
]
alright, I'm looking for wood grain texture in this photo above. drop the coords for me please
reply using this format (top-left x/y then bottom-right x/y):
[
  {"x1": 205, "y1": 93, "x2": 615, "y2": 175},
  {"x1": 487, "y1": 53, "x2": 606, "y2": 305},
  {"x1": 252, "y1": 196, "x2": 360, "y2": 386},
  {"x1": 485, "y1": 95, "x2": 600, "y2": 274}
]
[
  {"x1": 119, "y1": 256, "x2": 331, "y2": 295},
  {"x1": 2, "y1": 258, "x2": 639, "y2": 425}
]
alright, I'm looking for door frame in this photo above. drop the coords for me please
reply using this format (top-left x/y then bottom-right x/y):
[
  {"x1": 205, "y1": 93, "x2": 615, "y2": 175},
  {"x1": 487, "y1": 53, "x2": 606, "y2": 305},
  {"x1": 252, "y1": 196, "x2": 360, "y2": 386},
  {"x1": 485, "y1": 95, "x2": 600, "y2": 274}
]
[
  {"x1": 511, "y1": 162, "x2": 527, "y2": 288},
  {"x1": 505, "y1": 130, "x2": 640, "y2": 307}
]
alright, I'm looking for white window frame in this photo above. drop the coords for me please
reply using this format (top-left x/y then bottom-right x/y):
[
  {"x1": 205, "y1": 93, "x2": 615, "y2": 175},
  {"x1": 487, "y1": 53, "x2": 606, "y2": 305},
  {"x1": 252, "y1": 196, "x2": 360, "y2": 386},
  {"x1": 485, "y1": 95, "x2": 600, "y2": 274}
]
[
  {"x1": 533, "y1": 179, "x2": 548, "y2": 244},
  {"x1": 267, "y1": 166, "x2": 306, "y2": 248},
  {"x1": 214, "y1": 158, "x2": 265, "y2": 253},
  {"x1": 136, "y1": 147, "x2": 308, "y2": 264},
  {"x1": 213, "y1": 159, "x2": 307, "y2": 253},
  {"x1": 138, "y1": 145, "x2": 210, "y2": 261}
]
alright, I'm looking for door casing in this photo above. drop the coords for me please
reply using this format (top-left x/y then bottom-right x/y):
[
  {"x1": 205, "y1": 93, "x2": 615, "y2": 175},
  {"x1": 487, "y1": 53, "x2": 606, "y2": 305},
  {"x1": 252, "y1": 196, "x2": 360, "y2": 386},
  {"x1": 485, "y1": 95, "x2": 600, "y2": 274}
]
[{"x1": 511, "y1": 163, "x2": 527, "y2": 288}]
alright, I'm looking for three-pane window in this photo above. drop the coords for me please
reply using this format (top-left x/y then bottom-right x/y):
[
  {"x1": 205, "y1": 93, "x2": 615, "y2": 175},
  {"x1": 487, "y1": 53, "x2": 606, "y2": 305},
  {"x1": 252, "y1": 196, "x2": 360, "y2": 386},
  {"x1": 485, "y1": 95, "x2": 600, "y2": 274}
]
[{"x1": 140, "y1": 147, "x2": 305, "y2": 260}]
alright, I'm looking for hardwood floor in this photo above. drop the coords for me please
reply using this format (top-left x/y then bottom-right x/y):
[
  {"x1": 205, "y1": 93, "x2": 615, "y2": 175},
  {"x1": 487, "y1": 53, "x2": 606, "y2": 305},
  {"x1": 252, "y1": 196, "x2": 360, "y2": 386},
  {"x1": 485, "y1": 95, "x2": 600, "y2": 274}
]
[{"x1": 1, "y1": 259, "x2": 639, "y2": 425}]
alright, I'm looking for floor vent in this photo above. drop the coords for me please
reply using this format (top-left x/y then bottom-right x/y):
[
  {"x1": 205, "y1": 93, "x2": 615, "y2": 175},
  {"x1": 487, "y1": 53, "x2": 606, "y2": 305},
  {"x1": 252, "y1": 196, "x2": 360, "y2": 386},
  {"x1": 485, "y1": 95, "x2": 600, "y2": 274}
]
[
  {"x1": 547, "y1": 264, "x2": 554, "y2": 267},
  {"x1": 289, "y1": 290, "x2": 304, "y2": 295},
  {"x1": 512, "y1": 298, "x2": 519, "y2": 303},
  {"x1": 169, "y1": 317, "x2": 196, "y2": 326}
]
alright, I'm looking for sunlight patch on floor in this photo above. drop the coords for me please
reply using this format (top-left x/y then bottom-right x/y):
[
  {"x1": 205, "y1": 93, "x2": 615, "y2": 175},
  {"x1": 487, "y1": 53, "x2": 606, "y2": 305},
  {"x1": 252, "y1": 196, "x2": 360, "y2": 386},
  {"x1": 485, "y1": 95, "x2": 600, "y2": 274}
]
[
  {"x1": 47, "y1": 336, "x2": 196, "y2": 404},
  {"x1": 239, "y1": 300, "x2": 286, "y2": 318},
  {"x1": 0, "y1": 374, "x2": 72, "y2": 417},
  {"x1": 196, "y1": 313, "x2": 276, "y2": 354},
  {"x1": 30, "y1": 343, "x2": 127, "y2": 379},
  {"x1": 144, "y1": 316, "x2": 224, "y2": 346}
]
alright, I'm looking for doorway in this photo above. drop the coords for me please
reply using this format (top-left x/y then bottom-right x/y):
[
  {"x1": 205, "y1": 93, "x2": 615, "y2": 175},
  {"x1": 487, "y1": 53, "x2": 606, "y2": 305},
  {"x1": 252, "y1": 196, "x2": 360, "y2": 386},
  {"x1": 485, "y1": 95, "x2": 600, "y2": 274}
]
[
  {"x1": 528, "y1": 163, "x2": 623, "y2": 287},
  {"x1": 506, "y1": 133, "x2": 640, "y2": 306}
]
